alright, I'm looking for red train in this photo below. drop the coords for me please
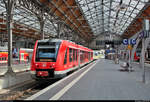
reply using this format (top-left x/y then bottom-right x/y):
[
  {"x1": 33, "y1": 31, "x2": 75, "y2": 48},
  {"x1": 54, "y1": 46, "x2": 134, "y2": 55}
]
[
  {"x1": 0, "y1": 52, "x2": 8, "y2": 64},
  {"x1": 30, "y1": 39, "x2": 93, "y2": 80},
  {"x1": 0, "y1": 48, "x2": 32, "y2": 64}
]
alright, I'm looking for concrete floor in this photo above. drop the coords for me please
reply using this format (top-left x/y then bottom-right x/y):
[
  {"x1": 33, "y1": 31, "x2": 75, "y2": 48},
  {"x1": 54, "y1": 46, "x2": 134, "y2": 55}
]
[
  {"x1": 58, "y1": 59, "x2": 150, "y2": 100},
  {"x1": 0, "y1": 64, "x2": 30, "y2": 75},
  {"x1": 0, "y1": 64, "x2": 31, "y2": 89}
]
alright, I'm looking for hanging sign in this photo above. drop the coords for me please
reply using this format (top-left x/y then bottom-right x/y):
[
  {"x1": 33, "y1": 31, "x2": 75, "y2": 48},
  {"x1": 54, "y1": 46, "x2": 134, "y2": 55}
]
[{"x1": 123, "y1": 39, "x2": 136, "y2": 45}]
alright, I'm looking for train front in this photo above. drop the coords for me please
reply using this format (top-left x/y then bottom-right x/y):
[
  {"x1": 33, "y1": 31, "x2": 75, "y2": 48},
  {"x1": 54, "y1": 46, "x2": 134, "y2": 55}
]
[{"x1": 30, "y1": 39, "x2": 61, "y2": 80}]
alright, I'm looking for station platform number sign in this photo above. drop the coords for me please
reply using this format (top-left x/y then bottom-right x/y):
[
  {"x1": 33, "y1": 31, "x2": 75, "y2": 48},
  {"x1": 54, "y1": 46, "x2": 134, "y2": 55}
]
[{"x1": 123, "y1": 39, "x2": 136, "y2": 45}]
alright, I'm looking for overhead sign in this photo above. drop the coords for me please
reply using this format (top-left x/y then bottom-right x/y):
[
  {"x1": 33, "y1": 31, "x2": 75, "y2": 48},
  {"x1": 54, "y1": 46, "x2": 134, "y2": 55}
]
[
  {"x1": 130, "y1": 39, "x2": 136, "y2": 45},
  {"x1": 123, "y1": 39, "x2": 128, "y2": 45},
  {"x1": 139, "y1": 31, "x2": 149, "y2": 38},
  {"x1": 123, "y1": 39, "x2": 136, "y2": 45}
]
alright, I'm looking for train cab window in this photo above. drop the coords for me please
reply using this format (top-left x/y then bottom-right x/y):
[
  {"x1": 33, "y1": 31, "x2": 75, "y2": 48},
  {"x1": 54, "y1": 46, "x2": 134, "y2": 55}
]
[
  {"x1": 36, "y1": 41, "x2": 60, "y2": 62},
  {"x1": 36, "y1": 48, "x2": 56, "y2": 62},
  {"x1": 64, "y1": 49, "x2": 67, "y2": 65},
  {"x1": 69, "y1": 48, "x2": 72, "y2": 62},
  {"x1": 0, "y1": 58, "x2": 1, "y2": 61}
]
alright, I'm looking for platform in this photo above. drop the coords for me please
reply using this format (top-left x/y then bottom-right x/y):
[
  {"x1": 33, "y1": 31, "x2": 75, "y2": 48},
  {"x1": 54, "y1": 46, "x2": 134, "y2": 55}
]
[
  {"x1": 0, "y1": 64, "x2": 30, "y2": 76},
  {"x1": 0, "y1": 64, "x2": 31, "y2": 89},
  {"x1": 26, "y1": 59, "x2": 150, "y2": 100}
]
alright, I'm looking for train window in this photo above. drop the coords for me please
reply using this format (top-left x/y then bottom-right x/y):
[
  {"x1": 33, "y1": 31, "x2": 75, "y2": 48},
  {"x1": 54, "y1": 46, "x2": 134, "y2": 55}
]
[
  {"x1": 36, "y1": 48, "x2": 56, "y2": 62},
  {"x1": 64, "y1": 49, "x2": 67, "y2": 65},
  {"x1": 0, "y1": 58, "x2": 1, "y2": 60},
  {"x1": 2, "y1": 57, "x2": 4, "y2": 60},
  {"x1": 21, "y1": 54, "x2": 24, "y2": 60},
  {"x1": 80, "y1": 51, "x2": 82, "y2": 63},
  {"x1": 76, "y1": 49, "x2": 78, "y2": 61},
  {"x1": 86, "y1": 52, "x2": 89, "y2": 59},
  {"x1": 89, "y1": 52, "x2": 90, "y2": 60},
  {"x1": 83, "y1": 51, "x2": 85, "y2": 61},
  {"x1": 82, "y1": 51, "x2": 84, "y2": 63},
  {"x1": 36, "y1": 41, "x2": 61, "y2": 62},
  {"x1": 80, "y1": 51, "x2": 83, "y2": 63},
  {"x1": 73, "y1": 49, "x2": 76, "y2": 61},
  {"x1": 86, "y1": 52, "x2": 88, "y2": 59},
  {"x1": 69, "y1": 48, "x2": 72, "y2": 62}
]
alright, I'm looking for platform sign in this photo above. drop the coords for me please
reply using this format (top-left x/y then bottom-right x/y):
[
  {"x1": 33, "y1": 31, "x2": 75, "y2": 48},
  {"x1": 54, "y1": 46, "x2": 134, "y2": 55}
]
[
  {"x1": 139, "y1": 31, "x2": 144, "y2": 39},
  {"x1": 123, "y1": 39, "x2": 136, "y2": 45},
  {"x1": 123, "y1": 39, "x2": 128, "y2": 45},
  {"x1": 139, "y1": 31, "x2": 149, "y2": 38},
  {"x1": 130, "y1": 39, "x2": 136, "y2": 45}
]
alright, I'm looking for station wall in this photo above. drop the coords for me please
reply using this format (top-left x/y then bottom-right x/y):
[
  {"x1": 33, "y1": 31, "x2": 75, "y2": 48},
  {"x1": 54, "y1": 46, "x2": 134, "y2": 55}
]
[{"x1": 89, "y1": 34, "x2": 122, "y2": 50}]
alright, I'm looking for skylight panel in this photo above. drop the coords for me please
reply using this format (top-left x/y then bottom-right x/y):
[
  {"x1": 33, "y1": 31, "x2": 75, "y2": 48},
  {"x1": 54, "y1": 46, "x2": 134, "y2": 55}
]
[{"x1": 136, "y1": 2, "x2": 145, "y2": 10}]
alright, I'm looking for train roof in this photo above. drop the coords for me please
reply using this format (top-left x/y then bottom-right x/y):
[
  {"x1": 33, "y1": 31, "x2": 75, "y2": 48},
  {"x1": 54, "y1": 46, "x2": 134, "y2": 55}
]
[
  {"x1": 38, "y1": 39, "x2": 77, "y2": 45},
  {"x1": 38, "y1": 39, "x2": 63, "y2": 43},
  {"x1": 37, "y1": 39, "x2": 93, "y2": 51},
  {"x1": 0, "y1": 46, "x2": 8, "y2": 51}
]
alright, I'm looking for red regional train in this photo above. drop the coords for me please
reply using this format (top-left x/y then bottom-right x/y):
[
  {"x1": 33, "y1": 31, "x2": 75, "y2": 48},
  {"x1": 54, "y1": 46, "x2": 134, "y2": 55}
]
[
  {"x1": 0, "y1": 48, "x2": 32, "y2": 64},
  {"x1": 0, "y1": 52, "x2": 8, "y2": 64},
  {"x1": 30, "y1": 39, "x2": 93, "y2": 80}
]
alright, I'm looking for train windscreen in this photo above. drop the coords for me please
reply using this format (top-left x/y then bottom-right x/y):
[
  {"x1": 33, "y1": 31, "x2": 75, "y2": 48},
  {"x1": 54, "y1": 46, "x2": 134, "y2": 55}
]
[{"x1": 36, "y1": 42, "x2": 60, "y2": 62}]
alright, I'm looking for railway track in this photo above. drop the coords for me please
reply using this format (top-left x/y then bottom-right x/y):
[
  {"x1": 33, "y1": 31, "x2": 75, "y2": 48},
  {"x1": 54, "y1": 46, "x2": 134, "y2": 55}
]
[
  {"x1": 0, "y1": 79, "x2": 60, "y2": 100},
  {"x1": 0, "y1": 60, "x2": 95, "y2": 100}
]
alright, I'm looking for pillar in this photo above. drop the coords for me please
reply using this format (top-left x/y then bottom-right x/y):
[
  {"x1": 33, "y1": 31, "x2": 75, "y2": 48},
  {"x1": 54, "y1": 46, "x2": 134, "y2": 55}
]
[
  {"x1": 3, "y1": 0, "x2": 17, "y2": 76},
  {"x1": 56, "y1": 22, "x2": 63, "y2": 39},
  {"x1": 38, "y1": 16, "x2": 45, "y2": 40}
]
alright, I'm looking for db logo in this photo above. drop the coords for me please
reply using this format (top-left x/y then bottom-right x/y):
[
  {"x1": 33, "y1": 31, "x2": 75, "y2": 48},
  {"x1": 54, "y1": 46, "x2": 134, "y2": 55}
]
[{"x1": 43, "y1": 63, "x2": 46, "y2": 67}]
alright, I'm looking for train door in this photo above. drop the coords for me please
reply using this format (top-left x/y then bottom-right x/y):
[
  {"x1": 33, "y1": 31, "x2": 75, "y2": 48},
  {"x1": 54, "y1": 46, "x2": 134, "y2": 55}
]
[
  {"x1": 20, "y1": 53, "x2": 24, "y2": 61},
  {"x1": 72, "y1": 49, "x2": 75, "y2": 67},
  {"x1": 63, "y1": 48, "x2": 68, "y2": 70},
  {"x1": 69, "y1": 48, "x2": 73, "y2": 69},
  {"x1": 80, "y1": 50, "x2": 82, "y2": 64},
  {"x1": 76, "y1": 49, "x2": 78, "y2": 66},
  {"x1": 78, "y1": 49, "x2": 80, "y2": 68},
  {"x1": 88, "y1": 52, "x2": 91, "y2": 61},
  {"x1": 73, "y1": 49, "x2": 77, "y2": 67}
]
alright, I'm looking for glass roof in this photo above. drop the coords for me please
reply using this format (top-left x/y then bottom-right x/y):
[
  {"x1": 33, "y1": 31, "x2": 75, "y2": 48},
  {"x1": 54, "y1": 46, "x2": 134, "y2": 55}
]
[
  {"x1": 76, "y1": 0, "x2": 148, "y2": 36},
  {"x1": 0, "y1": 0, "x2": 149, "y2": 39},
  {"x1": 0, "y1": 0, "x2": 57, "y2": 37}
]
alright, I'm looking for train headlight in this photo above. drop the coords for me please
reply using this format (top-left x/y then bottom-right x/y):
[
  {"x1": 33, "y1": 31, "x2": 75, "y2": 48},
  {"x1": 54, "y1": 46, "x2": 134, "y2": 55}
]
[
  {"x1": 30, "y1": 71, "x2": 36, "y2": 74},
  {"x1": 35, "y1": 64, "x2": 39, "y2": 68}
]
